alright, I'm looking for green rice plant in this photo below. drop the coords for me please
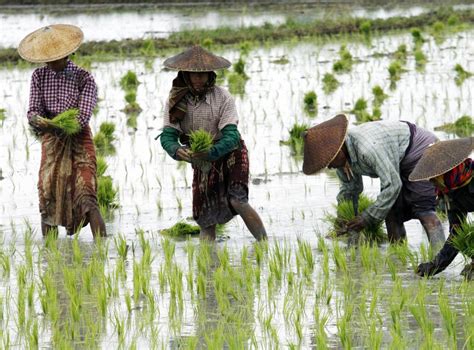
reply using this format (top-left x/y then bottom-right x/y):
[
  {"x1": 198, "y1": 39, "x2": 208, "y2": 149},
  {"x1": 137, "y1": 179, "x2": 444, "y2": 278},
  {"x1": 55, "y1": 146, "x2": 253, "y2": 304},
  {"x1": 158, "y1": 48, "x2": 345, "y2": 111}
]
[
  {"x1": 303, "y1": 91, "x2": 317, "y2": 112},
  {"x1": 454, "y1": 64, "x2": 473, "y2": 86},
  {"x1": 114, "y1": 234, "x2": 128, "y2": 260},
  {"x1": 322, "y1": 73, "x2": 339, "y2": 94},
  {"x1": 123, "y1": 90, "x2": 142, "y2": 114},
  {"x1": 189, "y1": 129, "x2": 214, "y2": 154},
  {"x1": 233, "y1": 57, "x2": 248, "y2": 78},
  {"x1": 333, "y1": 45, "x2": 353, "y2": 73},
  {"x1": 332, "y1": 241, "x2": 347, "y2": 273},
  {"x1": 438, "y1": 290, "x2": 457, "y2": 348},
  {"x1": 447, "y1": 14, "x2": 459, "y2": 26},
  {"x1": 388, "y1": 61, "x2": 404, "y2": 82},
  {"x1": 434, "y1": 115, "x2": 474, "y2": 137},
  {"x1": 325, "y1": 194, "x2": 385, "y2": 242},
  {"x1": 280, "y1": 123, "x2": 309, "y2": 157},
  {"x1": 0, "y1": 108, "x2": 6, "y2": 122},
  {"x1": 394, "y1": 44, "x2": 408, "y2": 63},
  {"x1": 359, "y1": 20, "x2": 372, "y2": 36},
  {"x1": 96, "y1": 156, "x2": 107, "y2": 178},
  {"x1": 411, "y1": 28, "x2": 425, "y2": 47},
  {"x1": 409, "y1": 284, "x2": 435, "y2": 348},
  {"x1": 37, "y1": 109, "x2": 81, "y2": 136},
  {"x1": 414, "y1": 49, "x2": 427, "y2": 70},
  {"x1": 227, "y1": 72, "x2": 247, "y2": 96},
  {"x1": 120, "y1": 71, "x2": 140, "y2": 91},
  {"x1": 450, "y1": 219, "x2": 474, "y2": 259},
  {"x1": 160, "y1": 221, "x2": 200, "y2": 237},
  {"x1": 97, "y1": 175, "x2": 119, "y2": 209},
  {"x1": 372, "y1": 85, "x2": 388, "y2": 107}
]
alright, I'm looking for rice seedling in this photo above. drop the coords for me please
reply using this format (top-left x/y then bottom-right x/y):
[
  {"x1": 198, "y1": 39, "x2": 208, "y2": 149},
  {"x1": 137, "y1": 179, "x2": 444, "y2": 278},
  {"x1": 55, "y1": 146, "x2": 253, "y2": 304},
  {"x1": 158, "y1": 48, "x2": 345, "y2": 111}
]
[
  {"x1": 120, "y1": 71, "x2": 140, "y2": 91},
  {"x1": 227, "y1": 72, "x2": 247, "y2": 96},
  {"x1": 233, "y1": 57, "x2": 248, "y2": 78},
  {"x1": 34, "y1": 109, "x2": 81, "y2": 136},
  {"x1": 189, "y1": 129, "x2": 213, "y2": 154},
  {"x1": 333, "y1": 45, "x2": 353, "y2": 73},
  {"x1": 414, "y1": 49, "x2": 427, "y2": 70},
  {"x1": 359, "y1": 20, "x2": 372, "y2": 37},
  {"x1": 280, "y1": 123, "x2": 309, "y2": 157},
  {"x1": 438, "y1": 288, "x2": 457, "y2": 349},
  {"x1": 450, "y1": 219, "x2": 474, "y2": 259},
  {"x1": 303, "y1": 91, "x2": 317, "y2": 115},
  {"x1": 322, "y1": 72, "x2": 339, "y2": 94},
  {"x1": 454, "y1": 64, "x2": 473, "y2": 86},
  {"x1": 97, "y1": 175, "x2": 119, "y2": 209},
  {"x1": 114, "y1": 234, "x2": 128, "y2": 260},
  {"x1": 325, "y1": 194, "x2": 385, "y2": 242},
  {"x1": 434, "y1": 115, "x2": 474, "y2": 137},
  {"x1": 351, "y1": 97, "x2": 374, "y2": 123},
  {"x1": 372, "y1": 85, "x2": 388, "y2": 107},
  {"x1": 394, "y1": 44, "x2": 408, "y2": 63},
  {"x1": 411, "y1": 28, "x2": 425, "y2": 47},
  {"x1": 0, "y1": 108, "x2": 6, "y2": 123},
  {"x1": 93, "y1": 121, "x2": 116, "y2": 155},
  {"x1": 123, "y1": 90, "x2": 142, "y2": 114}
]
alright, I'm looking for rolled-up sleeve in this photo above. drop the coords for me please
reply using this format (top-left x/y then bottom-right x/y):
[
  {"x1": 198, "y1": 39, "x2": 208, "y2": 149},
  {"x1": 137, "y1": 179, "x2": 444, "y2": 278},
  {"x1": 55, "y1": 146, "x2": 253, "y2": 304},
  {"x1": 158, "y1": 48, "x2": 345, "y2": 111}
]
[
  {"x1": 77, "y1": 75, "x2": 97, "y2": 128},
  {"x1": 27, "y1": 70, "x2": 45, "y2": 121}
]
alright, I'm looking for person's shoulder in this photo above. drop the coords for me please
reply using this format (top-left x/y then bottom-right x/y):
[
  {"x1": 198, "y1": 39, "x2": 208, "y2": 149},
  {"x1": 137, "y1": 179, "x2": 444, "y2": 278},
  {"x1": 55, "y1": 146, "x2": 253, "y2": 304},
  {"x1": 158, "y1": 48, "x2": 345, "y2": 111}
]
[
  {"x1": 31, "y1": 65, "x2": 47, "y2": 78},
  {"x1": 70, "y1": 61, "x2": 94, "y2": 78},
  {"x1": 212, "y1": 86, "x2": 232, "y2": 99}
]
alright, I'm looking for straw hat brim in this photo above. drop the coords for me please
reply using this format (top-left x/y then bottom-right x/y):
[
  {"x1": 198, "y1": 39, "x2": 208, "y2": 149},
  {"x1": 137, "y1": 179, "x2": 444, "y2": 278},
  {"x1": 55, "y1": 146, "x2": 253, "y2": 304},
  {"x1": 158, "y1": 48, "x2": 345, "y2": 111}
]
[
  {"x1": 303, "y1": 114, "x2": 349, "y2": 175},
  {"x1": 18, "y1": 24, "x2": 83, "y2": 63},
  {"x1": 409, "y1": 137, "x2": 474, "y2": 181},
  {"x1": 164, "y1": 45, "x2": 231, "y2": 72}
]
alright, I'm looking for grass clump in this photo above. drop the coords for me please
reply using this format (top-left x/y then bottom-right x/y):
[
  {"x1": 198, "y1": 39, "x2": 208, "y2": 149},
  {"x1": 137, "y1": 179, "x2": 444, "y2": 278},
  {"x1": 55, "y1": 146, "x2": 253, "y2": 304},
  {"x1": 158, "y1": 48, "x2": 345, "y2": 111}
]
[
  {"x1": 451, "y1": 219, "x2": 474, "y2": 259},
  {"x1": 322, "y1": 73, "x2": 339, "y2": 94},
  {"x1": 303, "y1": 91, "x2": 317, "y2": 115},
  {"x1": 120, "y1": 71, "x2": 140, "y2": 91},
  {"x1": 189, "y1": 129, "x2": 214, "y2": 154},
  {"x1": 325, "y1": 194, "x2": 385, "y2": 243},
  {"x1": 434, "y1": 115, "x2": 474, "y2": 137},
  {"x1": 280, "y1": 123, "x2": 309, "y2": 157},
  {"x1": 454, "y1": 64, "x2": 472, "y2": 86},
  {"x1": 37, "y1": 109, "x2": 81, "y2": 136},
  {"x1": 333, "y1": 45, "x2": 353, "y2": 73}
]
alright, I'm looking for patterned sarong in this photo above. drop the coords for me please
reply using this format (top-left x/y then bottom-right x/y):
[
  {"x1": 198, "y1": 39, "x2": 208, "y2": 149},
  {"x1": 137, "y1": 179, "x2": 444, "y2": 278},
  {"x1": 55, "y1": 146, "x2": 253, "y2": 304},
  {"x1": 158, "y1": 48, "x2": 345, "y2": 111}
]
[
  {"x1": 192, "y1": 140, "x2": 249, "y2": 228},
  {"x1": 38, "y1": 125, "x2": 98, "y2": 232}
]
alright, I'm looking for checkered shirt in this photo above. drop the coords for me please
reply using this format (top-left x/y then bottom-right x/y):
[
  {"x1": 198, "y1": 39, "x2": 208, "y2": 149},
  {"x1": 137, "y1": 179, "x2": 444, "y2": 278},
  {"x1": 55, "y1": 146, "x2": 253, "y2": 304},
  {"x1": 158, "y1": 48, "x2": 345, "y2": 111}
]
[
  {"x1": 163, "y1": 86, "x2": 239, "y2": 139},
  {"x1": 27, "y1": 60, "x2": 97, "y2": 128},
  {"x1": 336, "y1": 121, "x2": 411, "y2": 224}
]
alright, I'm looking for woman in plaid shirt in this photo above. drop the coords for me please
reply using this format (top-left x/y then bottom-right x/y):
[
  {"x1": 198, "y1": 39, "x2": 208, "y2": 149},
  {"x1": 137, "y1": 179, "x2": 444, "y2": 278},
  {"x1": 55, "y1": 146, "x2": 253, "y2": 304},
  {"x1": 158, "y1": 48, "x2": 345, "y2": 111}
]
[
  {"x1": 160, "y1": 46, "x2": 267, "y2": 241},
  {"x1": 18, "y1": 25, "x2": 106, "y2": 238}
]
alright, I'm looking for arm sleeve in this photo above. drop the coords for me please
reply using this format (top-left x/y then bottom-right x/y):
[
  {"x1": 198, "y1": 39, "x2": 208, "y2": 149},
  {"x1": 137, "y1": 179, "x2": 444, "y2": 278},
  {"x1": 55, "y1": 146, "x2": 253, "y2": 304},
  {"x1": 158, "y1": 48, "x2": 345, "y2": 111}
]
[
  {"x1": 162, "y1": 100, "x2": 183, "y2": 132},
  {"x1": 160, "y1": 127, "x2": 181, "y2": 160},
  {"x1": 359, "y1": 148, "x2": 402, "y2": 225},
  {"x1": 27, "y1": 70, "x2": 46, "y2": 121},
  {"x1": 77, "y1": 74, "x2": 98, "y2": 128},
  {"x1": 208, "y1": 124, "x2": 241, "y2": 161}
]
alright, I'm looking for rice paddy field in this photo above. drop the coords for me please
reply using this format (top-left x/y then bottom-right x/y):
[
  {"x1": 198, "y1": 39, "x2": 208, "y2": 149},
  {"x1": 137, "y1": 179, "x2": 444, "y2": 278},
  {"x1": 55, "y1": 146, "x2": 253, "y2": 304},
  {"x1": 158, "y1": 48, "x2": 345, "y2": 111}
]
[{"x1": 0, "y1": 1, "x2": 473, "y2": 348}]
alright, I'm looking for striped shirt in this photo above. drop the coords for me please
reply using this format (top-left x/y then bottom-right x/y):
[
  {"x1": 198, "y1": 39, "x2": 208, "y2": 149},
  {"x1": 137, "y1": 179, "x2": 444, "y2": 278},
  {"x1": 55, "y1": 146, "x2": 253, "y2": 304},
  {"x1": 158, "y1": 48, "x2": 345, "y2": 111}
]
[
  {"x1": 336, "y1": 121, "x2": 411, "y2": 224},
  {"x1": 27, "y1": 60, "x2": 97, "y2": 128},
  {"x1": 163, "y1": 86, "x2": 239, "y2": 139}
]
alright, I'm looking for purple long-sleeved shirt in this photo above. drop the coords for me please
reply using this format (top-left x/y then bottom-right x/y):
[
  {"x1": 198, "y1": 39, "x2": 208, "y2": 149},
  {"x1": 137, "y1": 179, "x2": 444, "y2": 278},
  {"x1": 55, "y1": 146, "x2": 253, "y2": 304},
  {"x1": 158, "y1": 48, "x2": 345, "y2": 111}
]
[{"x1": 27, "y1": 60, "x2": 97, "y2": 128}]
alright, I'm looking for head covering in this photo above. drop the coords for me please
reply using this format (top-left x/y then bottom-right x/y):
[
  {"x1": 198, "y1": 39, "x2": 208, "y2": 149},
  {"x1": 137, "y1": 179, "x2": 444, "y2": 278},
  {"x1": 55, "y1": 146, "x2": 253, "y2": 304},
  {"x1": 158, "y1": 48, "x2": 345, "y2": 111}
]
[
  {"x1": 302, "y1": 114, "x2": 349, "y2": 175},
  {"x1": 167, "y1": 71, "x2": 217, "y2": 123},
  {"x1": 409, "y1": 137, "x2": 474, "y2": 181},
  {"x1": 164, "y1": 45, "x2": 231, "y2": 72},
  {"x1": 18, "y1": 24, "x2": 83, "y2": 63}
]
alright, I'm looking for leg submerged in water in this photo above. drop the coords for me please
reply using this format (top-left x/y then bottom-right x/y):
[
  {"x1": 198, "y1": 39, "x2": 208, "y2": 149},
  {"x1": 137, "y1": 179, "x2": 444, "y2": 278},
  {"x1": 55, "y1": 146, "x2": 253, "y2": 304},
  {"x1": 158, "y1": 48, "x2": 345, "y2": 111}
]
[
  {"x1": 229, "y1": 198, "x2": 267, "y2": 241},
  {"x1": 200, "y1": 224, "x2": 216, "y2": 241},
  {"x1": 41, "y1": 220, "x2": 58, "y2": 238},
  {"x1": 417, "y1": 211, "x2": 445, "y2": 249}
]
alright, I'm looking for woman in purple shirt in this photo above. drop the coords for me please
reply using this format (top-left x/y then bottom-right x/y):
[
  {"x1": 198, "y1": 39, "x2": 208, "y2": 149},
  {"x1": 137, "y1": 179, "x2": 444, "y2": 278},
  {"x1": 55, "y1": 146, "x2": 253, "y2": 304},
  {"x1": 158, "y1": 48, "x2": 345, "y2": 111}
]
[{"x1": 19, "y1": 24, "x2": 106, "y2": 238}]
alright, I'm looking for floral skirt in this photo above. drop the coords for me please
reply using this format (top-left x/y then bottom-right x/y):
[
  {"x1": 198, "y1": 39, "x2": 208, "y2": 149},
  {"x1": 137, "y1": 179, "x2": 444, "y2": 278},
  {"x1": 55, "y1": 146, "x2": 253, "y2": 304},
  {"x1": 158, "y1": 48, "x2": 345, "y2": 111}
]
[
  {"x1": 38, "y1": 125, "x2": 98, "y2": 232},
  {"x1": 192, "y1": 140, "x2": 249, "y2": 228}
]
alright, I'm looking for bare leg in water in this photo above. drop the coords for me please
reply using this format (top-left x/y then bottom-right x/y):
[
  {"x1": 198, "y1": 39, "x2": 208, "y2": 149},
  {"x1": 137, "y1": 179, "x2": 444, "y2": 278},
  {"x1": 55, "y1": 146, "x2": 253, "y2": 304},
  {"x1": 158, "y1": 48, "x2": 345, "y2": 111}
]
[
  {"x1": 229, "y1": 198, "x2": 267, "y2": 241},
  {"x1": 200, "y1": 225, "x2": 216, "y2": 241}
]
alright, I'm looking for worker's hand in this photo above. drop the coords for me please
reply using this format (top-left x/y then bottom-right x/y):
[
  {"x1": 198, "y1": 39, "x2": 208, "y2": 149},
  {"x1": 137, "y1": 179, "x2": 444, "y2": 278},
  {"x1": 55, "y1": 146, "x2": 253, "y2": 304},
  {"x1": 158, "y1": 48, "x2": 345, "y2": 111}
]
[
  {"x1": 191, "y1": 151, "x2": 211, "y2": 162},
  {"x1": 346, "y1": 215, "x2": 366, "y2": 232},
  {"x1": 416, "y1": 262, "x2": 437, "y2": 277},
  {"x1": 29, "y1": 116, "x2": 57, "y2": 134},
  {"x1": 175, "y1": 147, "x2": 191, "y2": 162}
]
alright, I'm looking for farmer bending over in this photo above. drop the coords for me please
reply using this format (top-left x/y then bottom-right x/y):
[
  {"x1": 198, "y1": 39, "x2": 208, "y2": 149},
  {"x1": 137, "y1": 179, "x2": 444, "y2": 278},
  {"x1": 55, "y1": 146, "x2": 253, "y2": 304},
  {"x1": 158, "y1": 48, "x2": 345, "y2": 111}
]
[
  {"x1": 160, "y1": 46, "x2": 267, "y2": 241},
  {"x1": 19, "y1": 25, "x2": 106, "y2": 237},
  {"x1": 302, "y1": 114, "x2": 444, "y2": 247},
  {"x1": 411, "y1": 137, "x2": 473, "y2": 279}
]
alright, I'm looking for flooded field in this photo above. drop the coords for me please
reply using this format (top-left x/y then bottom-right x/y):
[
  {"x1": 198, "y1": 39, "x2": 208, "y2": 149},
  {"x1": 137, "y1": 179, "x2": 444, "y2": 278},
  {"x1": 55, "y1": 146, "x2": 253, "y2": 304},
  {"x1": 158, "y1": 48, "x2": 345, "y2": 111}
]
[{"x1": 0, "y1": 3, "x2": 473, "y2": 349}]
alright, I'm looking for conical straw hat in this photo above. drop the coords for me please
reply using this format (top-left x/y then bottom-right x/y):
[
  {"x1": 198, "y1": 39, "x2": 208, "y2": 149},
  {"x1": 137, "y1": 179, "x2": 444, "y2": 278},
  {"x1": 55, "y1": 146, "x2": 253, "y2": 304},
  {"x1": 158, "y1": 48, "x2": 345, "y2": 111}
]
[
  {"x1": 18, "y1": 24, "x2": 83, "y2": 63},
  {"x1": 409, "y1": 137, "x2": 473, "y2": 181},
  {"x1": 164, "y1": 45, "x2": 231, "y2": 72},
  {"x1": 303, "y1": 114, "x2": 349, "y2": 175}
]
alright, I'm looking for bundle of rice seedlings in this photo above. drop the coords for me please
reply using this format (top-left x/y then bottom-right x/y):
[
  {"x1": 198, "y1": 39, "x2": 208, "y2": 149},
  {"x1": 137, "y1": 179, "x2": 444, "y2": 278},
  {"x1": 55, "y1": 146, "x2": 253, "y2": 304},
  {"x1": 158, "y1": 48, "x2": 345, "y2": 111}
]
[
  {"x1": 372, "y1": 85, "x2": 388, "y2": 107},
  {"x1": 280, "y1": 123, "x2": 309, "y2": 157},
  {"x1": 322, "y1": 73, "x2": 339, "y2": 94},
  {"x1": 454, "y1": 64, "x2": 472, "y2": 86},
  {"x1": 97, "y1": 175, "x2": 118, "y2": 209},
  {"x1": 96, "y1": 156, "x2": 108, "y2": 177},
  {"x1": 160, "y1": 221, "x2": 225, "y2": 237},
  {"x1": 120, "y1": 71, "x2": 140, "y2": 91},
  {"x1": 333, "y1": 45, "x2": 353, "y2": 73},
  {"x1": 325, "y1": 194, "x2": 385, "y2": 243},
  {"x1": 451, "y1": 219, "x2": 474, "y2": 259},
  {"x1": 38, "y1": 109, "x2": 81, "y2": 136},
  {"x1": 0, "y1": 108, "x2": 6, "y2": 122},
  {"x1": 303, "y1": 91, "x2": 317, "y2": 112},
  {"x1": 189, "y1": 129, "x2": 214, "y2": 154},
  {"x1": 94, "y1": 122, "x2": 116, "y2": 155},
  {"x1": 434, "y1": 115, "x2": 474, "y2": 137},
  {"x1": 123, "y1": 90, "x2": 142, "y2": 114}
]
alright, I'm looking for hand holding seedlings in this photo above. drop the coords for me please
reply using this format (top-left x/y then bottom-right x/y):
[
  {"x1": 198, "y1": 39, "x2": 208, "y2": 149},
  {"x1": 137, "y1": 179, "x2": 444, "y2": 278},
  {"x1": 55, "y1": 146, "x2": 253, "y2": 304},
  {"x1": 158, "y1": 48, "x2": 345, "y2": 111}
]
[
  {"x1": 191, "y1": 150, "x2": 210, "y2": 161},
  {"x1": 346, "y1": 216, "x2": 366, "y2": 232},
  {"x1": 176, "y1": 147, "x2": 191, "y2": 162}
]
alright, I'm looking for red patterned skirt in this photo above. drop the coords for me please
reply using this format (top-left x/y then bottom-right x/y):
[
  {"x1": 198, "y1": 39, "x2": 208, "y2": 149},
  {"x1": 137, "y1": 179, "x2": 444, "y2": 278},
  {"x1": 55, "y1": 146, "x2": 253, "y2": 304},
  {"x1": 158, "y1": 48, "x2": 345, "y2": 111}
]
[
  {"x1": 192, "y1": 140, "x2": 249, "y2": 228},
  {"x1": 38, "y1": 125, "x2": 98, "y2": 232}
]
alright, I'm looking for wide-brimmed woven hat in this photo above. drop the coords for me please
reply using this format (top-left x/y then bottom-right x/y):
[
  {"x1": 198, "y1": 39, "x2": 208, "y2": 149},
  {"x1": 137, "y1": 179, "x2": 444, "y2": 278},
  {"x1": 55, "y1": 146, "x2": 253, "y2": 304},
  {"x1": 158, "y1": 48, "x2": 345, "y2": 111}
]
[
  {"x1": 163, "y1": 45, "x2": 231, "y2": 72},
  {"x1": 303, "y1": 114, "x2": 349, "y2": 175},
  {"x1": 18, "y1": 24, "x2": 83, "y2": 63},
  {"x1": 409, "y1": 137, "x2": 473, "y2": 181}
]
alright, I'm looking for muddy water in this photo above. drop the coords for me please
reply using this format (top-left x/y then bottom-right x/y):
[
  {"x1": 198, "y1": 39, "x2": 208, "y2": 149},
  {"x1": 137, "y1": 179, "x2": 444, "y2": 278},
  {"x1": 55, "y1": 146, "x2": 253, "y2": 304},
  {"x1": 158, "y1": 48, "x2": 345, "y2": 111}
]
[
  {"x1": 0, "y1": 24, "x2": 473, "y2": 348},
  {"x1": 1, "y1": 2, "x2": 473, "y2": 48}
]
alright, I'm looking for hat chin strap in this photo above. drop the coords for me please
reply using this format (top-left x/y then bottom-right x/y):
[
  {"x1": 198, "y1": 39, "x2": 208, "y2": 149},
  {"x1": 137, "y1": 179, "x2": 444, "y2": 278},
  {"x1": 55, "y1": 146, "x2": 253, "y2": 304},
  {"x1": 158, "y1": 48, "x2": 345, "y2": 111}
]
[{"x1": 343, "y1": 161, "x2": 354, "y2": 181}]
